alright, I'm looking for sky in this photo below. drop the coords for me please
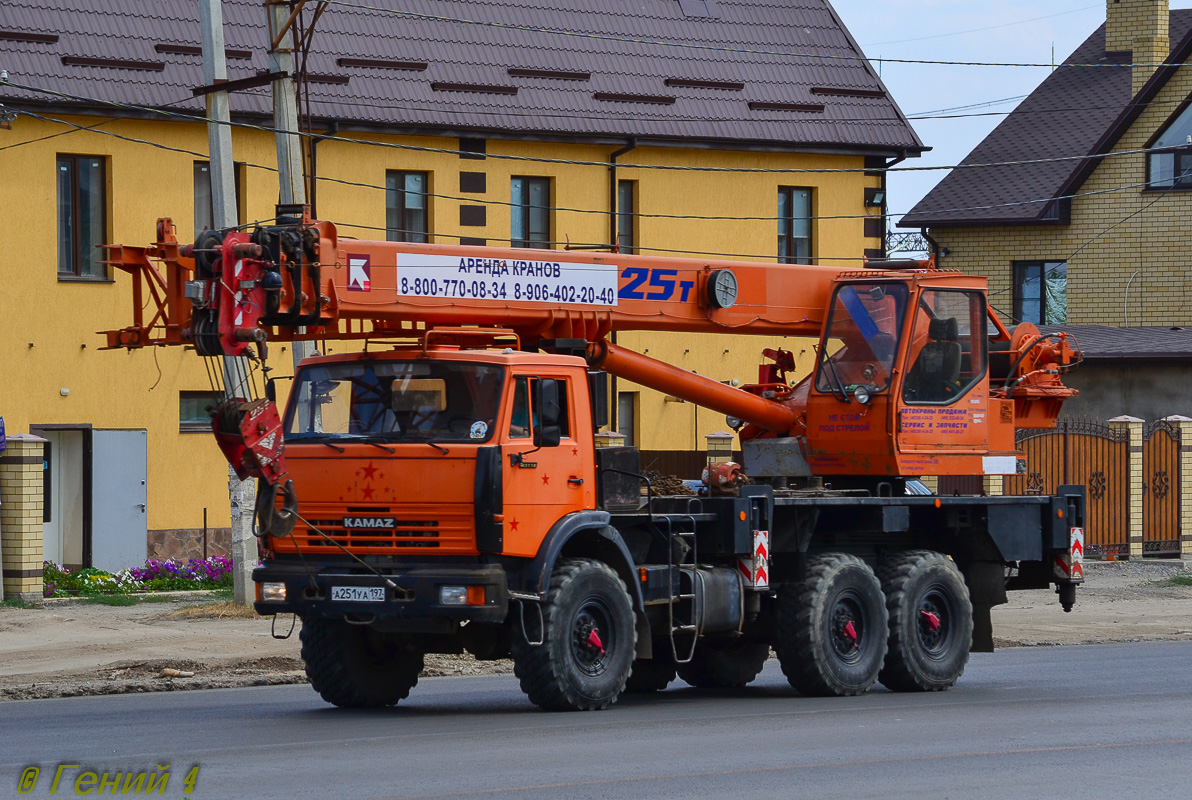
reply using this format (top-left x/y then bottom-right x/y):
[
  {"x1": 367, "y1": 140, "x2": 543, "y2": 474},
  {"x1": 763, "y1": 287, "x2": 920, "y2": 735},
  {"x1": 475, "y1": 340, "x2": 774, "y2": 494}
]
[{"x1": 828, "y1": 0, "x2": 1192, "y2": 226}]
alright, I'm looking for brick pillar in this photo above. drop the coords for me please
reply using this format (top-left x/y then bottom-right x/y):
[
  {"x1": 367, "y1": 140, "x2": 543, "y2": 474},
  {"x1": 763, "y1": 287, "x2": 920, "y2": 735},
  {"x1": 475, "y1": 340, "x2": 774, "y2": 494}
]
[
  {"x1": 1110, "y1": 416, "x2": 1145, "y2": 559},
  {"x1": 982, "y1": 475, "x2": 1004, "y2": 497},
  {"x1": 0, "y1": 434, "x2": 46, "y2": 600},
  {"x1": 1165, "y1": 415, "x2": 1192, "y2": 558}
]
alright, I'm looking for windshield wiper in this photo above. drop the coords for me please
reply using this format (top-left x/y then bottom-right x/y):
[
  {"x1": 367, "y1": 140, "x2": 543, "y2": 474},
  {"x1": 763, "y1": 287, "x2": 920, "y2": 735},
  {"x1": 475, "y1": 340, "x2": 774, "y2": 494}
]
[{"x1": 353, "y1": 437, "x2": 396, "y2": 454}]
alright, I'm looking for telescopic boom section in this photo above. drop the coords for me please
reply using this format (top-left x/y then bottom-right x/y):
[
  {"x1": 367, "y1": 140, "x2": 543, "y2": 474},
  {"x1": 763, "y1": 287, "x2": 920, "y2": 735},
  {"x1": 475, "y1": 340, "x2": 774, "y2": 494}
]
[{"x1": 101, "y1": 215, "x2": 855, "y2": 356}]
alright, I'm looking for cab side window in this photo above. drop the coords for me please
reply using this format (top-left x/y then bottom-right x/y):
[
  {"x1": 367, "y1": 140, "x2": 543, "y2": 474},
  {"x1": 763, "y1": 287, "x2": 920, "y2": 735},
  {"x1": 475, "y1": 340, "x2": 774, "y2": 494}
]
[
  {"x1": 902, "y1": 290, "x2": 987, "y2": 404},
  {"x1": 508, "y1": 376, "x2": 572, "y2": 438}
]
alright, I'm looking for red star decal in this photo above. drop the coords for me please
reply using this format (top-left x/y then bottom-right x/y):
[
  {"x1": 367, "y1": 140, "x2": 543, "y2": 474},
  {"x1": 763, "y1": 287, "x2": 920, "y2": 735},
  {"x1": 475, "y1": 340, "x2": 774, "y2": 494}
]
[
  {"x1": 359, "y1": 462, "x2": 379, "y2": 481},
  {"x1": 509, "y1": 518, "x2": 520, "y2": 531},
  {"x1": 361, "y1": 486, "x2": 375, "y2": 500},
  {"x1": 572, "y1": 447, "x2": 579, "y2": 456},
  {"x1": 542, "y1": 474, "x2": 550, "y2": 485}
]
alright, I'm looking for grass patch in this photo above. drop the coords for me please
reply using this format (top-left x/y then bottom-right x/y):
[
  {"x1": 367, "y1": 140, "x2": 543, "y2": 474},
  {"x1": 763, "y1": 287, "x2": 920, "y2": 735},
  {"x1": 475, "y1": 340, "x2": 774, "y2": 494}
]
[
  {"x1": 1, "y1": 598, "x2": 41, "y2": 610},
  {"x1": 137, "y1": 594, "x2": 182, "y2": 604},
  {"x1": 83, "y1": 594, "x2": 139, "y2": 607},
  {"x1": 1166, "y1": 574, "x2": 1192, "y2": 587},
  {"x1": 164, "y1": 601, "x2": 257, "y2": 620}
]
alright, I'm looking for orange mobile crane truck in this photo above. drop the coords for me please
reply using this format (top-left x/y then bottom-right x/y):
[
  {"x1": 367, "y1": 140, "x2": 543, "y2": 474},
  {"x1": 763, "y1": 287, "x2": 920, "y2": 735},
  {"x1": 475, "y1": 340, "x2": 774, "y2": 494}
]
[{"x1": 104, "y1": 206, "x2": 1085, "y2": 711}]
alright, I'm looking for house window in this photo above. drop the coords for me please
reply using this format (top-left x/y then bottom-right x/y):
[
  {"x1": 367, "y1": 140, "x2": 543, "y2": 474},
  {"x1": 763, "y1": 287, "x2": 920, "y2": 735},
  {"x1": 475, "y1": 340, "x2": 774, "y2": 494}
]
[
  {"x1": 1148, "y1": 102, "x2": 1192, "y2": 188},
  {"x1": 194, "y1": 161, "x2": 245, "y2": 232},
  {"x1": 1013, "y1": 261, "x2": 1067, "y2": 325},
  {"x1": 778, "y1": 187, "x2": 812, "y2": 264},
  {"x1": 179, "y1": 391, "x2": 222, "y2": 433},
  {"x1": 511, "y1": 176, "x2": 551, "y2": 248},
  {"x1": 57, "y1": 154, "x2": 107, "y2": 279},
  {"x1": 617, "y1": 180, "x2": 636, "y2": 253},
  {"x1": 386, "y1": 171, "x2": 429, "y2": 243}
]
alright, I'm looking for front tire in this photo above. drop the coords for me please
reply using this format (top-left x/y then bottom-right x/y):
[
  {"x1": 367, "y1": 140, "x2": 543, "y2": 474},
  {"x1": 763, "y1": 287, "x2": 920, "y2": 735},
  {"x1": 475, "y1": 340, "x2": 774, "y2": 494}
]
[
  {"x1": 677, "y1": 639, "x2": 770, "y2": 688},
  {"x1": 774, "y1": 553, "x2": 888, "y2": 697},
  {"x1": 512, "y1": 559, "x2": 637, "y2": 711},
  {"x1": 299, "y1": 617, "x2": 424, "y2": 708},
  {"x1": 877, "y1": 550, "x2": 973, "y2": 692}
]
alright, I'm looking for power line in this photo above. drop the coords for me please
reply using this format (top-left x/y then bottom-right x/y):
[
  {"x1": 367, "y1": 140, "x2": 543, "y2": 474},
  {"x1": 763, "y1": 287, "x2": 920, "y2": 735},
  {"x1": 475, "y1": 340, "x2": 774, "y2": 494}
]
[
  {"x1": 860, "y1": 4, "x2": 1101, "y2": 47},
  {"x1": 4, "y1": 78, "x2": 1173, "y2": 181},
  {"x1": 319, "y1": 0, "x2": 1184, "y2": 71},
  {"x1": 14, "y1": 105, "x2": 1173, "y2": 228}
]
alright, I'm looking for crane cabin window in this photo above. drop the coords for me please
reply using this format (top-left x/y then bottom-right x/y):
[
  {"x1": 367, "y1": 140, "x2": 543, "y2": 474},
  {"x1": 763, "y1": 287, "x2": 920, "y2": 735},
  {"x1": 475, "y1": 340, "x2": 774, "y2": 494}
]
[
  {"x1": 902, "y1": 290, "x2": 987, "y2": 405},
  {"x1": 815, "y1": 283, "x2": 908, "y2": 399},
  {"x1": 285, "y1": 361, "x2": 504, "y2": 443}
]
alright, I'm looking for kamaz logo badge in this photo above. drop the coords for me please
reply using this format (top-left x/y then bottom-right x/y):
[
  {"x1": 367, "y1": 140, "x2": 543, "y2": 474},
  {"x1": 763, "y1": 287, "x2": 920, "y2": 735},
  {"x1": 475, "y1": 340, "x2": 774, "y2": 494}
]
[{"x1": 343, "y1": 517, "x2": 396, "y2": 529}]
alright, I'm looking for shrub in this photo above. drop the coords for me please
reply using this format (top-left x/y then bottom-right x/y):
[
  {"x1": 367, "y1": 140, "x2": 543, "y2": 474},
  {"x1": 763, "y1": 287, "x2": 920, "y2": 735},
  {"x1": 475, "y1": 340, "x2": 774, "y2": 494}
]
[{"x1": 43, "y1": 556, "x2": 235, "y2": 597}]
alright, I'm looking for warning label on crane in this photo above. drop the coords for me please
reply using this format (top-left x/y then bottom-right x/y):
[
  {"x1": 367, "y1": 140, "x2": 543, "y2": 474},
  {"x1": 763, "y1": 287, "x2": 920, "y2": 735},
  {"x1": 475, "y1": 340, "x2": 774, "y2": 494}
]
[{"x1": 395, "y1": 254, "x2": 619, "y2": 306}]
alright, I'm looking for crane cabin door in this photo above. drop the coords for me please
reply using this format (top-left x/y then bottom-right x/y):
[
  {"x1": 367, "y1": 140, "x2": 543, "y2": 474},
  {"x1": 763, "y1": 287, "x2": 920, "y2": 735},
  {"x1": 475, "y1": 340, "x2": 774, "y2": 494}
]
[
  {"x1": 500, "y1": 373, "x2": 592, "y2": 557},
  {"x1": 896, "y1": 288, "x2": 990, "y2": 472}
]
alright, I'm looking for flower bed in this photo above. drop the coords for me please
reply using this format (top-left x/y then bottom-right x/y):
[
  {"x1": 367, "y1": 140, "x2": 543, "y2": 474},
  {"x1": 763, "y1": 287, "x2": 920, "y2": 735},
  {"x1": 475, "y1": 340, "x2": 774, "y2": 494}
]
[{"x1": 43, "y1": 556, "x2": 234, "y2": 598}]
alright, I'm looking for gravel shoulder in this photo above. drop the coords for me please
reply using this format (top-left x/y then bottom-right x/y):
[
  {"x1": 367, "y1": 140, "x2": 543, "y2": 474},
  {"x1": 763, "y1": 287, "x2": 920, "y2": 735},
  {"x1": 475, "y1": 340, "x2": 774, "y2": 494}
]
[{"x1": 2, "y1": 560, "x2": 1188, "y2": 701}]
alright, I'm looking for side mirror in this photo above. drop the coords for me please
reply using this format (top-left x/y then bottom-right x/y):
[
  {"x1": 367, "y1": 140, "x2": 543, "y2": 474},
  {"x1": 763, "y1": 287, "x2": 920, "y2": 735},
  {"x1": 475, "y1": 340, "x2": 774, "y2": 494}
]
[
  {"x1": 265, "y1": 377, "x2": 277, "y2": 403},
  {"x1": 534, "y1": 424, "x2": 562, "y2": 449},
  {"x1": 532, "y1": 379, "x2": 561, "y2": 448},
  {"x1": 534, "y1": 379, "x2": 561, "y2": 427}
]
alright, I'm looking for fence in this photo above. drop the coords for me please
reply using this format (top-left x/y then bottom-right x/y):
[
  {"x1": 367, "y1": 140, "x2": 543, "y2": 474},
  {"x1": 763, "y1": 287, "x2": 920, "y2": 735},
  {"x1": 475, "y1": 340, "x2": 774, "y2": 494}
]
[{"x1": 1002, "y1": 416, "x2": 1191, "y2": 559}]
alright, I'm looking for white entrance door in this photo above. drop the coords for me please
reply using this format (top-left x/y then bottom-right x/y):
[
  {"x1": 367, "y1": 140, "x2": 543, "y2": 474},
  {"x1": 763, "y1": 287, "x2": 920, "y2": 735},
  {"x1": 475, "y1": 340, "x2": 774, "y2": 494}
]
[
  {"x1": 91, "y1": 429, "x2": 148, "y2": 572},
  {"x1": 41, "y1": 430, "x2": 85, "y2": 568}
]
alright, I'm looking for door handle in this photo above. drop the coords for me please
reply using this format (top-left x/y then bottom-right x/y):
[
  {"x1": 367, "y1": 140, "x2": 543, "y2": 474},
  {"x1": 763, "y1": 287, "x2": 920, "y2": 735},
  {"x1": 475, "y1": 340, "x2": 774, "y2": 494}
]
[
  {"x1": 567, "y1": 477, "x2": 584, "y2": 486},
  {"x1": 136, "y1": 503, "x2": 146, "y2": 512}
]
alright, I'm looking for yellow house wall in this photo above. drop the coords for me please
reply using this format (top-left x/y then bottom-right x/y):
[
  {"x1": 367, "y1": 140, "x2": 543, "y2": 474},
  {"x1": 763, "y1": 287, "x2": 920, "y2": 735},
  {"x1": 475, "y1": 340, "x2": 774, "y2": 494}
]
[
  {"x1": 1, "y1": 113, "x2": 879, "y2": 533},
  {"x1": 929, "y1": 64, "x2": 1192, "y2": 328}
]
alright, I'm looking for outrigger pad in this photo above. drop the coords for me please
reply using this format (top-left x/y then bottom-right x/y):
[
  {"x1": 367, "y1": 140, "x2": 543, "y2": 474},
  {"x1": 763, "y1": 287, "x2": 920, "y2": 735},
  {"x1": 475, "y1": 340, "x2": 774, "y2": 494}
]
[{"x1": 212, "y1": 398, "x2": 288, "y2": 483}]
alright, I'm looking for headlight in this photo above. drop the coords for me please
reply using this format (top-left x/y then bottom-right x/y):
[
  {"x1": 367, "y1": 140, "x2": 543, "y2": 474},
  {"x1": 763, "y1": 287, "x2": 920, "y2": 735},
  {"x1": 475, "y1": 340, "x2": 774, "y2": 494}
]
[
  {"x1": 726, "y1": 415, "x2": 743, "y2": 430},
  {"x1": 853, "y1": 385, "x2": 872, "y2": 405},
  {"x1": 260, "y1": 582, "x2": 287, "y2": 602},
  {"x1": 440, "y1": 585, "x2": 468, "y2": 605}
]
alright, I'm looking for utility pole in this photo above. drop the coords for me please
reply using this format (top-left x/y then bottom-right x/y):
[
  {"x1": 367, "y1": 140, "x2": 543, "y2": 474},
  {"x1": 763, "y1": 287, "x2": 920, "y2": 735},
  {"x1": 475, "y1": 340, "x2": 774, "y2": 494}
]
[
  {"x1": 266, "y1": 0, "x2": 317, "y2": 369},
  {"x1": 200, "y1": 0, "x2": 256, "y2": 605}
]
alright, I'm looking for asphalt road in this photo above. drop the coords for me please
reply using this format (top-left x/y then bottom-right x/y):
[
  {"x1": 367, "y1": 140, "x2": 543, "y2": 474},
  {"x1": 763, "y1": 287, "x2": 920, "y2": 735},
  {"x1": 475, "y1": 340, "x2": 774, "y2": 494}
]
[{"x1": 2, "y1": 642, "x2": 1190, "y2": 800}]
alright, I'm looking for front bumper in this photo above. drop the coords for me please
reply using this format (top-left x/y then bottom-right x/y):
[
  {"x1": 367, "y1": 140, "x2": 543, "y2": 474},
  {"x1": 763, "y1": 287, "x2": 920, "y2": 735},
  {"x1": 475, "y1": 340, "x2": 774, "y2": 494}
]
[{"x1": 252, "y1": 560, "x2": 508, "y2": 625}]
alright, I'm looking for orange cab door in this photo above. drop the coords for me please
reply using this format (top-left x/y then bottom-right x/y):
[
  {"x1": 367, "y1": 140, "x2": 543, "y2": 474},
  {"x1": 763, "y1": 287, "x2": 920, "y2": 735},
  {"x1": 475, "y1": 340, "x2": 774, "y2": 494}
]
[
  {"x1": 896, "y1": 288, "x2": 990, "y2": 459},
  {"x1": 500, "y1": 373, "x2": 592, "y2": 557}
]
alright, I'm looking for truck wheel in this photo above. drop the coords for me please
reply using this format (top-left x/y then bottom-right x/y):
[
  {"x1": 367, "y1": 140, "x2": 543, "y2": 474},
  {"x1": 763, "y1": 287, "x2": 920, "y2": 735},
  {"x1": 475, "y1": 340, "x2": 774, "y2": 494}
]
[
  {"x1": 677, "y1": 640, "x2": 770, "y2": 688},
  {"x1": 299, "y1": 617, "x2": 424, "y2": 708},
  {"x1": 512, "y1": 558, "x2": 636, "y2": 711},
  {"x1": 775, "y1": 553, "x2": 888, "y2": 697},
  {"x1": 625, "y1": 643, "x2": 676, "y2": 693},
  {"x1": 877, "y1": 550, "x2": 973, "y2": 692}
]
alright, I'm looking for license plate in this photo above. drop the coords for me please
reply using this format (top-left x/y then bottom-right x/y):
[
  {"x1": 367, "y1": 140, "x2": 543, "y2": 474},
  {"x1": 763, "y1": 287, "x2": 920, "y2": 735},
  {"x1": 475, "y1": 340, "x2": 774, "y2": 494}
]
[{"x1": 331, "y1": 586, "x2": 386, "y2": 602}]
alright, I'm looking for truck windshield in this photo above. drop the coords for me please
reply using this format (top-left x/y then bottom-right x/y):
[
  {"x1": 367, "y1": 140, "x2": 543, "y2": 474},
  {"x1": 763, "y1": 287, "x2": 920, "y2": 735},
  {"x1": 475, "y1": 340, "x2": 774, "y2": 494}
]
[
  {"x1": 814, "y1": 282, "x2": 908, "y2": 398},
  {"x1": 285, "y1": 361, "x2": 505, "y2": 444}
]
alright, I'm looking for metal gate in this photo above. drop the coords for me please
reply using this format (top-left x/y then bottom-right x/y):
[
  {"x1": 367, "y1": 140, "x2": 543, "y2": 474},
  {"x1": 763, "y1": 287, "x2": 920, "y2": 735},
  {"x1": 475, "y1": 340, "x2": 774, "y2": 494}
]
[
  {"x1": 1005, "y1": 419, "x2": 1130, "y2": 558},
  {"x1": 1143, "y1": 420, "x2": 1181, "y2": 556}
]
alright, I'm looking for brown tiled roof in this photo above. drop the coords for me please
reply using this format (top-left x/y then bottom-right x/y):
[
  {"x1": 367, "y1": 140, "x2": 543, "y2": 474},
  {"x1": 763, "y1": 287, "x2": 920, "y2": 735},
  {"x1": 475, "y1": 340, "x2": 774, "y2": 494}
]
[
  {"x1": 1041, "y1": 325, "x2": 1192, "y2": 361},
  {"x1": 900, "y1": 11, "x2": 1192, "y2": 228},
  {"x1": 0, "y1": 0, "x2": 924, "y2": 155}
]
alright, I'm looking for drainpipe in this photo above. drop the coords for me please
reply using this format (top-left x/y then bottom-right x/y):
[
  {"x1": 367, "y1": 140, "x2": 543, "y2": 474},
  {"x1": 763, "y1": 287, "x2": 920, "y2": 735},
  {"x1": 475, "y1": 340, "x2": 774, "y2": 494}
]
[
  {"x1": 608, "y1": 138, "x2": 636, "y2": 435},
  {"x1": 307, "y1": 120, "x2": 340, "y2": 219},
  {"x1": 881, "y1": 152, "x2": 906, "y2": 257}
]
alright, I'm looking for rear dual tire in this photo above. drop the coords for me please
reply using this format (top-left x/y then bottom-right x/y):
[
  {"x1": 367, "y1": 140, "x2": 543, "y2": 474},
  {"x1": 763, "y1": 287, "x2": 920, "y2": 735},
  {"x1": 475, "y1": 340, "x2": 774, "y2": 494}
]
[
  {"x1": 775, "y1": 553, "x2": 888, "y2": 697},
  {"x1": 877, "y1": 550, "x2": 973, "y2": 692}
]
